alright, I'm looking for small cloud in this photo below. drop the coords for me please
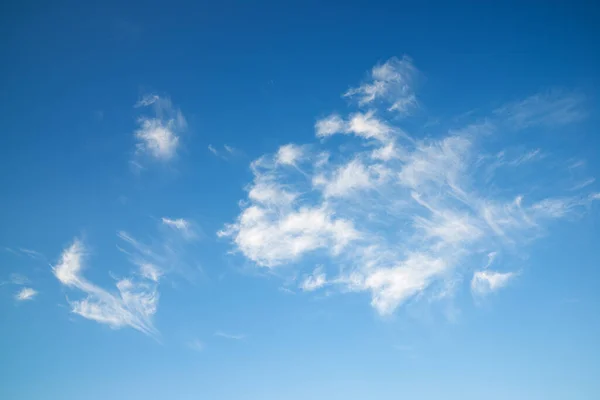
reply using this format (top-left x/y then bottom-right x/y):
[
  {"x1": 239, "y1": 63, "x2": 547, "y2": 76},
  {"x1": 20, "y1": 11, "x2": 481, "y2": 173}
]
[
  {"x1": 188, "y1": 339, "x2": 205, "y2": 352},
  {"x1": 569, "y1": 160, "x2": 585, "y2": 169},
  {"x1": 214, "y1": 331, "x2": 246, "y2": 340},
  {"x1": 316, "y1": 111, "x2": 395, "y2": 142},
  {"x1": 484, "y1": 252, "x2": 497, "y2": 269},
  {"x1": 278, "y1": 287, "x2": 296, "y2": 295},
  {"x1": 300, "y1": 268, "x2": 327, "y2": 292},
  {"x1": 208, "y1": 144, "x2": 219, "y2": 156},
  {"x1": 569, "y1": 178, "x2": 595, "y2": 191},
  {"x1": 134, "y1": 94, "x2": 186, "y2": 162},
  {"x1": 276, "y1": 144, "x2": 303, "y2": 166},
  {"x1": 471, "y1": 270, "x2": 515, "y2": 296},
  {"x1": 208, "y1": 144, "x2": 238, "y2": 159},
  {"x1": 344, "y1": 55, "x2": 419, "y2": 115},
  {"x1": 15, "y1": 287, "x2": 37, "y2": 301},
  {"x1": 139, "y1": 263, "x2": 162, "y2": 282},
  {"x1": 161, "y1": 217, "x2": 197, "y2": 240}
]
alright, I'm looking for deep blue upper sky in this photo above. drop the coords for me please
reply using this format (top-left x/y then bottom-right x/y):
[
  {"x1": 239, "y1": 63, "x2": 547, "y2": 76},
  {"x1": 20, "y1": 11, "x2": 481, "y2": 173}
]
[{"x1": 1, "y1": 1, "x2": 599, "y2": 399}]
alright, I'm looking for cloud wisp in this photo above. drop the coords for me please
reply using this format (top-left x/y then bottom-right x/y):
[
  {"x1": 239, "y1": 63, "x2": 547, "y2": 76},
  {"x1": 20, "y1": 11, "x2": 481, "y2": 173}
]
[
  {"x1": 134, "y1": 94, "x2": 186, "y2": 162},
  {"x1": 214, "y1": 331, "x2": 246, "y2": 340},
  {"x1": 495, "y1": 89, "x2": 586, "y2": 129},
  {"x1": 208, "y1": 144, "x2": 238, "y2": 159},
  {"x1": 161, "y1": 217, "x2": 198, "y2": 241},
  {"x1": 53, "y1": 239, "x2": 159, "y2": 337},
  {"x1": 220, "y1": 56, "x2": 596, "y2": 316},
  {"x1": 471, "y1": 270, "x2": 516, "y2": 297},
  {"x1": 15, "y1": 287, "x2": 37, "y2": 301}
]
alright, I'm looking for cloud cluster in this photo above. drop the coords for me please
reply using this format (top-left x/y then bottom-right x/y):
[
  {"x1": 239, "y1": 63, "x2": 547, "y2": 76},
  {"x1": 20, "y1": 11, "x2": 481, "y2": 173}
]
[{"x1": 221, "y1": 56, "x2": 597, "y2": 316}]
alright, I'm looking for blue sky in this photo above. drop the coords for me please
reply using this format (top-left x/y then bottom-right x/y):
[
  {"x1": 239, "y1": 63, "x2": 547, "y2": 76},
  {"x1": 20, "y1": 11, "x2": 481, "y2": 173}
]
[{"x1": 1, "y1": 1, "x2": 600, "y2": 399}]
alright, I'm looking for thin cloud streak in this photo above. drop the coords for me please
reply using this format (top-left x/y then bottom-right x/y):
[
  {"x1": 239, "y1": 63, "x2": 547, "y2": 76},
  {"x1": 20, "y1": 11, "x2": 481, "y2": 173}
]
[{"x1": 214, "y1": 331, "x2": 246, "y2": 340}]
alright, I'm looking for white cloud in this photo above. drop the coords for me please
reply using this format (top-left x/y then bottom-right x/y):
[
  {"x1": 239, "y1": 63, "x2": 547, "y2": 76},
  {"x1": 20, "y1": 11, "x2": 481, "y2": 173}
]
[
  {"x1": 496, "y1": 90, "x2": 586, "y2": 129},
  {"x1": 507, "y1": 149, "x2": 543, "y2": 166},
  {"x1": 484, "y1": 252, "x2": 497, "y2": 269},
  {"x1": 300, "y1": 268, "x2": 327, "y2": 291},
  {"x1": 162, "y1": 217, "x2": 197, "y2": 240},
  {"x1": 315, "y1": 111, "x2": 395, "y2": 142},
  {"x1": 314, "y1": 159, "x2": 382, "y2": 198},
  {"x1": 361, "y1": 253, "x2": 447, "y2": 315},
  {"x1": 134, "y1": 94, "x2": 186, "y2": 161},
  {"x1": 276, "y1": 144, "x2": 303, "y2": 166},
  {"x1": 315, "y1": 114, "x2": 345, "y2": 137},
  {"x1": 219, "y1": 205, "x2": 359, "y2": 268},
  {"x1": 139, "y1": 263, "x2": 162, "y2": 282},
  {"x1": 471, "y1": 270, "x2": 515, "y2": 296},
  {"x1": 344, "y1": 56, "x2": 418, "y2": 115},
  {"x1": 214, "y1": 331, "x2": 246, "y2": 340},
  {"x1": 371, "y1": 141, "x2": 400, "y2": 161},
  {"x1": 53, "y1": 239, "x2": 159, "y2": 337},
  {"x1": 15, "y1": 287, "x2": 37, "y2": 301},
  {"x1": 208, "y1": 145, "x2": 218, "y2": 155},
  {"x1": 570, "y1": 178, "x2": 595, "y2": 191},
  {"x1": 220, "y1": 56, "x2": 597, "y2": 317}
]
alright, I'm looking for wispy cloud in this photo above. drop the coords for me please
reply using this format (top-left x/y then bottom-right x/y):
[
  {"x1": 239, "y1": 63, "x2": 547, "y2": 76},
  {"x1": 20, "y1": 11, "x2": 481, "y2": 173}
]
[
  {"x1": 300, "y1": 268, "x2": 327, "y2": 292},
  {"x1": 495, "y1": 90, "x2": 586, "y2": 129},
  {"x1": 569, "y1": 178, "x2": 595, "y2": 191},
  {"x1": 17, "y1": 248, "x2": 46, "y2": 260},
  {"x1": 278, "y1": 287, "x2": 296, "y2": 295},
  {"x1": 134, "y1": 94, "x2": 186, "y2": 162},
  {"x1": 10, "y1": 273, "x2": 30, "y2": 285},
  {"x1": 214, "y1": 331, "x2": 246, "y2": 340},
  {"x1": 162, "y1": 217, "x2": 198, "y2": 240},
  {"x1": 344, "y1": 56, "x2": 419, "y2": 115},
  {"x1": 208, "y1": 144, "x2": 238, "y2": 159},
  {"x1": 187, "y1": 339, "x2": 205, "y2": 352},
  {"x1": 0, "y1": 273, "x2": 30, "y2": 287},
  {"x1": 3, "y1": 247, "x2": 46, "y2": 261},
  {"x1": 220, "y1": 56, "x2": 597, "y2": 316},
  {"x1": 53, "y1": 239, "x2": 159, "y2": 337},
  {"x1": 208, "y1": 144, "x2": 219, "y2": 156},
  {"x1": 471, "y1": 270, "x2": 515, "y2": 296},
  {"x1": 15, "y1": 287, "x2": 37, "y2": 301},
  {"x1": 117, "y1": 218, "x2": 202, "y2": 283}
]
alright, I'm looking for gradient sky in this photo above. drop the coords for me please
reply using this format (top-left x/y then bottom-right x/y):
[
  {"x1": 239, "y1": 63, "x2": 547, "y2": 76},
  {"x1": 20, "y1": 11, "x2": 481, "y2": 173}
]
[{"x1": 1, "y1": 1, "x2": 600, "y2": 399}]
